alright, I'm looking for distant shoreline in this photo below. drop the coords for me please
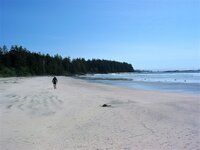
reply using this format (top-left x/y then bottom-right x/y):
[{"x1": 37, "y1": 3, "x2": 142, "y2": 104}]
[{"x1": 134, "y1": 69, "x2": 200, "y2": 73}]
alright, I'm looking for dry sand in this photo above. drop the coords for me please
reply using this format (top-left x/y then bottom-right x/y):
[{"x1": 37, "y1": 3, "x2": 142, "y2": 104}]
[{"x1": 0, "y1": 76, "x2": 199, "y2": 150}]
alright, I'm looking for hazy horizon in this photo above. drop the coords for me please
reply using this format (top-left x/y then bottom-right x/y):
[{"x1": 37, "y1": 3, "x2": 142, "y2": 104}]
[{"x1": 1, "y1": 0, "x2": 200, "y2": 70}]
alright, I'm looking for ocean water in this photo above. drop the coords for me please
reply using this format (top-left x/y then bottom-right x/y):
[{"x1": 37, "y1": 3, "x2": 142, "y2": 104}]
[{"x1": 78, "y1": 72, "x2": 200, "y2": 94}]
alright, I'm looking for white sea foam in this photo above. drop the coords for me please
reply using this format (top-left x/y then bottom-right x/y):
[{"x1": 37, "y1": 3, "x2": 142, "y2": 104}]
[
  {"x1": 83, "y1": 72, "x2": 200, "y2": 84},
  {"x1": 79, "y1": 72, "x2": 200, "y2": 94}
]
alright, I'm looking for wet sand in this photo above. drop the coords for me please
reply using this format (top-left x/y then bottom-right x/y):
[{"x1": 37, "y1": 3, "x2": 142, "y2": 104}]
[{"x1": 0, "y1": 76, "x2": 199, "y2": 150}]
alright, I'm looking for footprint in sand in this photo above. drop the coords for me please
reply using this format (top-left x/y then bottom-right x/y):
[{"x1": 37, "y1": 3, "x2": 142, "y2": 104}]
[
  {"x1": 7, "y1": 104, "x2": 12, "y2": 109},
  {"x1": 5, "y1": 94, "x2": 64, "y2": 116}
]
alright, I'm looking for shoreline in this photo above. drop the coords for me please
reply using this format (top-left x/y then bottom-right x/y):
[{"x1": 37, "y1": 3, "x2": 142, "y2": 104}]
[
  {"x1": 0, "y1": 76, "x2": 199, "y2": 150},
  {"x1": 77, "y1": 72, "x2": 200, "y2": 95},
  {"x1": 77, "y1": 78, "x2": 200, "y2": 95}
]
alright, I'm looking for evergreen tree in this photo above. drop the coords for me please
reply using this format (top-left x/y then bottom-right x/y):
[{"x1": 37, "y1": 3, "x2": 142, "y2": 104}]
[{"x1": 0, "y1": 45, "x2": 134, "y2": 77}]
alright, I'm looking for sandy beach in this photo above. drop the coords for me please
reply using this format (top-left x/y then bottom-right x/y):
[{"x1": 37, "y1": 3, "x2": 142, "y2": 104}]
[{"x1": 0, "y1": 76, "x2": 199, "y2": 150}]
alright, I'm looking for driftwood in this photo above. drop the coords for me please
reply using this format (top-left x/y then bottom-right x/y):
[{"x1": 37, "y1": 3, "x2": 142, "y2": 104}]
[{"x1": 101, "y1": 104, "x2": 111, "y2": 107}]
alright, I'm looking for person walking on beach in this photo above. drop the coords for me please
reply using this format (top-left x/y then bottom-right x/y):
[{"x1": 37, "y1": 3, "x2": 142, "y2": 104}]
[{"x1": 52, "y1": 76, "x2": 58, "y2": 89}]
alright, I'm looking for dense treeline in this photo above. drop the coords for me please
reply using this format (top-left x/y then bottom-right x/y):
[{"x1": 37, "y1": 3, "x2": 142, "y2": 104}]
[{"x1": 0, "y1": 45, "x2": 134, "y2": 77}]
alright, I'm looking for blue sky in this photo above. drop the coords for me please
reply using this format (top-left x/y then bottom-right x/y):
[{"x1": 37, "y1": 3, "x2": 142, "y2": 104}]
[{"x1": 1, "y1": 0, "x2": 200, "y2": 70}]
